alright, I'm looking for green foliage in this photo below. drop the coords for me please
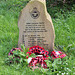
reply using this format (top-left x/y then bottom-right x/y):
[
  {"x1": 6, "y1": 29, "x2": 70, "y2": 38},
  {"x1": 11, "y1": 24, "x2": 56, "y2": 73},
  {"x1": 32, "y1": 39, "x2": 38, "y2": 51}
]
[
  {"x1": 43, "y1": 56, "x2": 75, "y2": 75},
  {"x1": 0, "y1": 0, "x2": 75, "y2": 75}
]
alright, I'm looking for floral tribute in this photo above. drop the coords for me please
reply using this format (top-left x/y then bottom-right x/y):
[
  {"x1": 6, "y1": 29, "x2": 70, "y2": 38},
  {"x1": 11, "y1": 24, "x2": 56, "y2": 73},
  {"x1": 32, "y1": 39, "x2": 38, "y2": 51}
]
[
  {"x1": 28, "y1": 55, "x2": 48, "y2": 71},
  {"x1": 51, "y1": 51, "x2": 66, "y2": 59},
  {"x1": 8, "y1": 46, "x2": 66, "y2": 71},
  {"x1": 26, "y1": 45, "x2": 49, "y2": 58},
  {"x1": 8, "y1": 48, "x2": 24, "y2": 63},
  {"x1": 26, "y1": 46, "x2": 49, "y2": 70},
  {"x1": 8, "y1": 48, "x2": 23, "y2": 56}
]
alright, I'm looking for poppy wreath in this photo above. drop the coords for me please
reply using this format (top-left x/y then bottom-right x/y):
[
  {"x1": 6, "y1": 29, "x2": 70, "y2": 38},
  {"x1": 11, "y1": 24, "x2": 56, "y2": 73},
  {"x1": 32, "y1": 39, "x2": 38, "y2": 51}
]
[
  {"x1": 28, "y1": 55, "x2": 47, "y2": 69},
  {"x1": 26, "y1": 46, "x2": 49, "y2": 69},
  {"x1": 50, "y1": 51, "x2": 66, "y2": 59},
  {"x1": 8, "y1": 46, "x2": 66, "y2": 70},
  {"x1": 8, "y1": 48, "x2": 23, "y2": 62},
  {"x1": 26, "y1": 45, "x2": 49, "y2": 58},
  {"x1": 8, "y1": 48, "x2": 23, "y2": 56}
]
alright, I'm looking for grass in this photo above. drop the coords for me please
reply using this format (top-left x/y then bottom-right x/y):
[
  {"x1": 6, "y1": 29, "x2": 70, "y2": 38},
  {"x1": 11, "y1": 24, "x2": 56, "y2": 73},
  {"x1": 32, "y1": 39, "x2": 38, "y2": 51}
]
[{"x1": 0, "y1": 0, "x2": 75, "y2": 75}]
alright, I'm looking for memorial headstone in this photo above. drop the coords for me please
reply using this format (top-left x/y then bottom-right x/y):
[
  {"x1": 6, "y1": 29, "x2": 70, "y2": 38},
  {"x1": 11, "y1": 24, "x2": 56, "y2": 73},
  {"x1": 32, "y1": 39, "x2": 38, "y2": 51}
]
[{"x1": 18, "y1": 0, "x2": 55, "y2": 52}]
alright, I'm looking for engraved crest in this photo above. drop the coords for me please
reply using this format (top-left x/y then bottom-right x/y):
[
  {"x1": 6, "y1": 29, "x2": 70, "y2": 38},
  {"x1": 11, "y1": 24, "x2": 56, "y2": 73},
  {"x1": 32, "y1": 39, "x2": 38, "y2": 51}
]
[{"x1": 30, "y1": 7, "x2": 40, "y2": 19}]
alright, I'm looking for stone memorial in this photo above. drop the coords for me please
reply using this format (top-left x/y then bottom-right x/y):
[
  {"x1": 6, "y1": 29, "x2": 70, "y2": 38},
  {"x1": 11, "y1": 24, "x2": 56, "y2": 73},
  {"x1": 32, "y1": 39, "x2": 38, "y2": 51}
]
[{"x1": 18, "y1": 0, "x2": 55, "y2": 52}]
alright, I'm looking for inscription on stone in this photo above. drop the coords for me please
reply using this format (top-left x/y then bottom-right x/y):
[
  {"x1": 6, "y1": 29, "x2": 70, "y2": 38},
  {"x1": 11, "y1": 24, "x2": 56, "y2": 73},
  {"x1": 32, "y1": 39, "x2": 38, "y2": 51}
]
[
  {"x1": 18, "y1": 0, "x2": 55, "y2": 51},
  {"x1": 24, "y1": 22, "x2": 47, "y2": 32}
]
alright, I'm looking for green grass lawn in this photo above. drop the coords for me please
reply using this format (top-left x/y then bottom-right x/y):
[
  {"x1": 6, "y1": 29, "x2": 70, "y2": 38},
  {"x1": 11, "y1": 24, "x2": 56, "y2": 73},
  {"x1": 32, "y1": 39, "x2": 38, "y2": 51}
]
[{"x1": 0, "y1": 0, "x2": 75, "y2": 75}]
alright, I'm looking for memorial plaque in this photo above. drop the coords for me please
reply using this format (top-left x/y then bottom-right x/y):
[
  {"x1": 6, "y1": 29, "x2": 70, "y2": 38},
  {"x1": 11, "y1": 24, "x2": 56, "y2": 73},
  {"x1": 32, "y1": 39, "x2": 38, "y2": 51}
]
[{"x1": 18, "y1": 0, "x2": 55, "y2": 51}]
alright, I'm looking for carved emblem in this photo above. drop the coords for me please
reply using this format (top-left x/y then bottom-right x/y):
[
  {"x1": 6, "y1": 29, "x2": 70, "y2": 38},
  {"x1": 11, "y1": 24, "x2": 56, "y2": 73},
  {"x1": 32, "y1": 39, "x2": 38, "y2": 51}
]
[{"x1": 30, "y1": 7, "x2": 40, "y2": 19}]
